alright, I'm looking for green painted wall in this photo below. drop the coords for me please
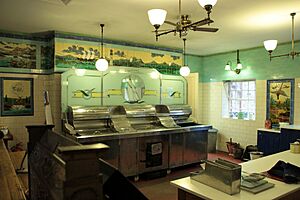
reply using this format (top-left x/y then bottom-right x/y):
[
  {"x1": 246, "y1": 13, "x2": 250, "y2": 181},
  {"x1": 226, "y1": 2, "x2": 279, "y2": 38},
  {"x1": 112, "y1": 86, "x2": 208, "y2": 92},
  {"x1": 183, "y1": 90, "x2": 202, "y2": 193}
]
[
  {"x1": 186, "y1": 54, "x2": 203, "y2": 78},
  {"x1": 186, "y1": 41, "x2": 300, "y2": 83}
]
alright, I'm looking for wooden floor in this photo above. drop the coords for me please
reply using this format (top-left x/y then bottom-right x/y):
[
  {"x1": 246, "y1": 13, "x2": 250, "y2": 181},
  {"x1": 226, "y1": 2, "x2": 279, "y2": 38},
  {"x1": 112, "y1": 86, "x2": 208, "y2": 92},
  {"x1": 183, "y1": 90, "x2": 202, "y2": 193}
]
[{"x1": 133, "y1": 151, "x2": 242, "y2": 200}]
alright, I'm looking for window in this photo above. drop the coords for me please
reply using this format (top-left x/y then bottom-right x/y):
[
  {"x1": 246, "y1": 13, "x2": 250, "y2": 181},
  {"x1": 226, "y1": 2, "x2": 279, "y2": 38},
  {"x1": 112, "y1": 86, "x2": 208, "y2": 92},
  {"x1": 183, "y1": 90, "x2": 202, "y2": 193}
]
[{"x1": 222, "y1": 80, "x2": 256, "y2": 120}]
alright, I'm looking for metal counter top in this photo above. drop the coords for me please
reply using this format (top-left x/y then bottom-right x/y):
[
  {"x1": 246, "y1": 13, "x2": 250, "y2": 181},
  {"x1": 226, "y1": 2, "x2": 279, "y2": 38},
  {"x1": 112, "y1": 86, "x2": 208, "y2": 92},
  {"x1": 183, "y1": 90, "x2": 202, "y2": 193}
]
[{"x1": 74, "y1": 124, "x2": 212, "y2": 143}]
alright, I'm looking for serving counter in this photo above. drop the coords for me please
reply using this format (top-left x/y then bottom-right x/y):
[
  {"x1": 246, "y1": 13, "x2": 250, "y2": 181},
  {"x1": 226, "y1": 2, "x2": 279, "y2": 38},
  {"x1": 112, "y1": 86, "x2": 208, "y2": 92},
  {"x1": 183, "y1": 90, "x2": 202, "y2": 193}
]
[
  {"x1": 64, "y1": 104, "x2": 211, "y2": 178},
  {"x1": 171, "y1": 150, "x2": 300, "y2": 200},
  {"x1": 257, "y1": 125, "x2": 300, "y2": 156}
]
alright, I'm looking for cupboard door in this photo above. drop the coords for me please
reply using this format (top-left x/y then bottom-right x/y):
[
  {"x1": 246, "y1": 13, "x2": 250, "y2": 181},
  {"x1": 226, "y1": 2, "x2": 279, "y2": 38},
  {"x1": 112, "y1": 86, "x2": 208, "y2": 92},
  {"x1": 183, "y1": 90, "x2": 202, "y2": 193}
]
[
  {"x1": 257, "y1": 131, "x2": 280, "y2": 156},
  {"x1": 280, "y1": 129, "x2": 300, "y2": 151}
]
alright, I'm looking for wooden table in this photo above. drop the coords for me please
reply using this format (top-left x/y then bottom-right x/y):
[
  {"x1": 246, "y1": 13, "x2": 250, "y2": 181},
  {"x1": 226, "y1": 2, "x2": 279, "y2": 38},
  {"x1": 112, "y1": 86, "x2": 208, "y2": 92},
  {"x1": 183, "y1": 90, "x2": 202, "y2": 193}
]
[
  {"x1": 171, "y1": 151, "x2": 300, "y2": 200},
  {"x1": 0, "y1": 139, "x2": 26, "y2": 200}
]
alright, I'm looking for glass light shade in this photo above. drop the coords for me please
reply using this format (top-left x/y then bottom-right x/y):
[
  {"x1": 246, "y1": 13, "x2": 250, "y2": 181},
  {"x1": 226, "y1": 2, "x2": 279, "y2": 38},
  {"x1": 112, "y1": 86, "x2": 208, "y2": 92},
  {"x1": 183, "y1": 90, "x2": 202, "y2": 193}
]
[
  {"x1": 95, "y1": 58, "x2": 109, "y2": 71},
  {"x1": 198, "y1": 0, "x2": 218, "y2": 8},
  {"x1": 148, "y1": 9, "x2": 167, "y2": 26},
  {"x1": 150, "y1": 71, "x2": 160, "y2": 79},
  {"x1": 75, "y1": 68, "x2": 86, "y2": 76},
  {"x1": 225, "y1": 64, "x2": 231, "y2": 71},
  {"x1": 263, "y1": 40, "x2": 278, "y2": 51},
  {"x1": 179, "y1": 66, "x2": 190, "y2": 76},
  {"x1": 236, "y1": 63, "x2": 243, "y2": 70}
]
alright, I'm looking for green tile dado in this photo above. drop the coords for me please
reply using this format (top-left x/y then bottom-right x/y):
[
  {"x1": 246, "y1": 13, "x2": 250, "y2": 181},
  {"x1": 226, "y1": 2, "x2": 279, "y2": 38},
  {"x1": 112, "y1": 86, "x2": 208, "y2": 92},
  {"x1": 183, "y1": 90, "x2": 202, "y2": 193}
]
[{"x1": 187, "y1": 41, "x2": 300, "y2": 83}]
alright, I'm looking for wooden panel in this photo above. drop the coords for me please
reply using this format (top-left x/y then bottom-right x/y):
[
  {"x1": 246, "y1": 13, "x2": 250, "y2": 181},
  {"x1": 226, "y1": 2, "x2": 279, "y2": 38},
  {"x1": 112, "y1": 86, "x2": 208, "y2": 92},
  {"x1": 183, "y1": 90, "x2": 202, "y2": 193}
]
[
  {"x1": 0, "y1": 140, "x2": 26, "y2": 200},
  {"x1": 178, "y1": 189, "x2": 205, "y2": 200},
  {"x1": 119, "y1": 138, "x2": 138, "y2": 176}
]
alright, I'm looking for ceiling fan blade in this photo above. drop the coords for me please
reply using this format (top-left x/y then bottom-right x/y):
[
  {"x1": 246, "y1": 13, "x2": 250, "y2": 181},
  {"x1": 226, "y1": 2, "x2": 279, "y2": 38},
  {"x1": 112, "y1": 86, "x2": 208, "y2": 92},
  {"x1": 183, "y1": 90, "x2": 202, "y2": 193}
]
[
  {"x1": 184, "y1": 18, "x2": 214, "y2": 29},
  {"x1": 152, "y1": 29, "x2": 174, "y2": 32},
  {"x1": 156, "y1": 29, "x2": 176, "y2": 37},
  {"x1": 164, "y1": 21, "x2": 177, "y2": 26},
  {"x1": 191, "y1": 27, "x2": 219, "y2": 32},
  {"x1": 61, "y1": 0, "x2": 71, "y2": 5}
]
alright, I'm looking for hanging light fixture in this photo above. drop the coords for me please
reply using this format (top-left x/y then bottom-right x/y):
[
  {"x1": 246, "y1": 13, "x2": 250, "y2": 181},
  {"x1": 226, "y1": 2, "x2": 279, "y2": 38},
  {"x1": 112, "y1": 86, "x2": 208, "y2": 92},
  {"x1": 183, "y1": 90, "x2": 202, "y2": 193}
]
[
  {"x1": 180, "y1": 38, "x2": 190, "y2": 76},
  {"x1": 95, "y1": 24, "x2": 109, "y2": 71},
  {"x1": 148, "y1": 0, "x2": 218, "y2": 41},
  {"x1": 225, "y1": 50, "x2": 243, "y2": 74},
  {"x1": 263, "y1": 13, "x2": 300, "y2": 61}
]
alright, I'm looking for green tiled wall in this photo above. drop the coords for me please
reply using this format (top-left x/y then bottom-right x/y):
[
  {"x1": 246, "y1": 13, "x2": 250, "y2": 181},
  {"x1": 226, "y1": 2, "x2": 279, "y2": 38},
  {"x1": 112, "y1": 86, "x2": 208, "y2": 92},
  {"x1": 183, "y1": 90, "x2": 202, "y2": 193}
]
[{"x1": 187, "y1": 41, "x2": 300, "y2": 82}]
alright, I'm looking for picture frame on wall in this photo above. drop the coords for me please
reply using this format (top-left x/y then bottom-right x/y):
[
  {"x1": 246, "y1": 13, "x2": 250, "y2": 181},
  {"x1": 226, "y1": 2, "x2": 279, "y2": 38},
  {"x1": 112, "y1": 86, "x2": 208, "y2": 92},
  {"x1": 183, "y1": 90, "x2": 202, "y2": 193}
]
[
  {"x1": 0, "y1": 77, "x2": 34, "y2": 116},
  {"x1": 266, "y1": 79, "x2": 294, "y2": 127}
]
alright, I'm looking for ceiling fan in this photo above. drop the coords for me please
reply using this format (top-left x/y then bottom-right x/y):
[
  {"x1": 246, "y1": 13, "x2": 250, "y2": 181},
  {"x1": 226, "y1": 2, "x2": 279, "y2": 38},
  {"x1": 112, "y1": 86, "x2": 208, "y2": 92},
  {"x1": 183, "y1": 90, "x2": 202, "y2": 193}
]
[
  {"x1": 60, "y1": 0, "x2": 71, "y2": 5},
  {"x1": 148, "y1": 0, "x2": 219, "y2": 41}
]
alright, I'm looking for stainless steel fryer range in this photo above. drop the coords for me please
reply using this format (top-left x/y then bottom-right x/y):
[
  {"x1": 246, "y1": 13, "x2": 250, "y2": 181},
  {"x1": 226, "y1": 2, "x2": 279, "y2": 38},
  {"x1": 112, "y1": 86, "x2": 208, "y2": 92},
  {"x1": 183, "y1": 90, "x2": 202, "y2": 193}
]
[
  {"x1": 65, "y1": 104, "x2": 180, "y2": 136},
  {"x1": 64, "y1": 104, "x2": 211, "y2": 178}
]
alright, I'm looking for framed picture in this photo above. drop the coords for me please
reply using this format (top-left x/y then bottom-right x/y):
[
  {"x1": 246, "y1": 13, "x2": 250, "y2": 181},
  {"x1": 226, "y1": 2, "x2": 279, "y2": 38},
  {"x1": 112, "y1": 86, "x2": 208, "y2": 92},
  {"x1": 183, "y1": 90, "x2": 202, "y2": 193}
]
[
  {"x1": 1, "y1": 77, "x2": 34, "y2": 116},
  {"x1": 266, "y1": 79, "x2": 294, "y2": 126}
]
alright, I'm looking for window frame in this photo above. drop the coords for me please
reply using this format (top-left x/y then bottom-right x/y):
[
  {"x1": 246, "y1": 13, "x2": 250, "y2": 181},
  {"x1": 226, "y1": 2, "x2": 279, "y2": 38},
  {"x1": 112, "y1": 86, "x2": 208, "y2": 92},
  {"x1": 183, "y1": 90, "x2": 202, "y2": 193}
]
[{"x1": 223, "y1": 79, "x2": 256, "y2": 120}]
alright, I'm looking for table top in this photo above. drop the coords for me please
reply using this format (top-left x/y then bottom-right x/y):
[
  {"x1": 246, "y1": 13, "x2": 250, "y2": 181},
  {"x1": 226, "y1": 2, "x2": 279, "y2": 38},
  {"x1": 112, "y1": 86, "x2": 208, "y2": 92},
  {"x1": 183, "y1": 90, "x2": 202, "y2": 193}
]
[
  {"x1": 171, "y1": 151, "x2": 300, "y2": 200},
  {"x1": 281, "y1": 125, "x2": 300, "y2": 131},
  {"x1": 257, "y1": 128, "x2": 280, "y2": 133}
]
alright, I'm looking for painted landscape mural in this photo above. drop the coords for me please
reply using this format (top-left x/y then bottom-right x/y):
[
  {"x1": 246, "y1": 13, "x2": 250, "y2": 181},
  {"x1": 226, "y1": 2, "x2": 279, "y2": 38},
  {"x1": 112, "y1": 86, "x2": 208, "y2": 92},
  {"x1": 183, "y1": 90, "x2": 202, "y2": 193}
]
[
  {"x1": 55, "y1": 38, "x2": 182, "y2": 75},
  {"x1": 267, "y1": 79, "x2": 294, "y2": 125},
  {"x1": 0, "y1": 41, "x2": 36, "y2": 69}
]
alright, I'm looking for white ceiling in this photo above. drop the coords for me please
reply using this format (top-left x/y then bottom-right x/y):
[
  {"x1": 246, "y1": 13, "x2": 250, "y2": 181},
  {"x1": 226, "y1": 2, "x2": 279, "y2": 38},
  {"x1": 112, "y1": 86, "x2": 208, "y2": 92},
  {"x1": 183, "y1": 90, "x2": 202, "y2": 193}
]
[{"x1": 0, "y1": 0, "x2": 299, "y2": 55}]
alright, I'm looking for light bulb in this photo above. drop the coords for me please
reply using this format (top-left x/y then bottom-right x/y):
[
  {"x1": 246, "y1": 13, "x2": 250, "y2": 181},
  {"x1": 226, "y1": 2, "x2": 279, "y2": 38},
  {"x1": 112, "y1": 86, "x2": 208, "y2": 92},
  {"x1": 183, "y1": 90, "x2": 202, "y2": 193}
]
[
  {"x1": 180, "y1": 66, "x2": 190, "y2": 76},
  {"x1": 95, "y1": 58, "x2": 109, "y2": 71},
  {"x1": 225, "y1": 64, "x2": 231, "y2": 71},
  {"x1": 150, "y1": 71, "x2": 160, "y2": 79},
  {"x1": 75, "y1": 68, "x2": 86, "y2": 76},
  {"x1": 236, "y1": 63, "x2": 243, "y2": 70}
]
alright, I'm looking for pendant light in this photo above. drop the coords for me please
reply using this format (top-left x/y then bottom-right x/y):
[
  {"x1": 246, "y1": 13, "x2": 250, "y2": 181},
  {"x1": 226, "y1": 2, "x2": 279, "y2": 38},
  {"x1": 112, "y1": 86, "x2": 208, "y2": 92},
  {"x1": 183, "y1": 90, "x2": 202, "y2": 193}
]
[
  {"x1": 95, "y1": 24, "x2": 109, "y2": 71},
  {"x1": 180, "y1": 38, "x2": 190, "y2": 77},
  {"x1": 263, "y1": 13, "x2": 300, "y2": 61}
]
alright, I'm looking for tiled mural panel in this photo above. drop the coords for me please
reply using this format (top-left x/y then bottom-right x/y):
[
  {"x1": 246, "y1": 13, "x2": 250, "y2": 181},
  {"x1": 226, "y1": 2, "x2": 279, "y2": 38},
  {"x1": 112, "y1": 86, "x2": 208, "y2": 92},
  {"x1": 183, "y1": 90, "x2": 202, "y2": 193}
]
[
  {"x1": 55, "y1": 37, "x2": 183, "y2": 75},
  {"x1": 0, "y1": 36, "x2": 54, "y2": 73},
  {"x1": 294, "y1": 78, "x2": 300, "y2": 125}
]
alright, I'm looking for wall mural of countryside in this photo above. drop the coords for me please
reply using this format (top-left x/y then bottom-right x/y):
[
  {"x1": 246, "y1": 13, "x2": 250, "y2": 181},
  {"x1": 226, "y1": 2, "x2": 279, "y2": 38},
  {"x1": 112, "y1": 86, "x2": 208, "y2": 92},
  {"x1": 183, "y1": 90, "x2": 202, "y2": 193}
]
[
  {"x1": 0, "y1": 41, "x2": 36, "y2": 69},
  {"x1": 55, "y1": 40, "x2": 182, "y2": 75}
]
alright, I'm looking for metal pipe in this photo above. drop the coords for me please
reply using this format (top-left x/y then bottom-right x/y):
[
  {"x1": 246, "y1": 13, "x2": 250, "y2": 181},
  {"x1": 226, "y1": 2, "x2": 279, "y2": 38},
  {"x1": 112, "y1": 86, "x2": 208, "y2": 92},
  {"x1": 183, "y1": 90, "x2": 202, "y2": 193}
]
[
  {"x1": 100, "y1": 24, "x2": 104, "y2": 59},
  {"x1": 101, "y1": 72, "x2": 103, "y2": 106},
  {"x1": 179, "y1": 0, "x2": 181, "y2": 18},
  {"x1": 183, "y1": 38, "x2": 186, "y2": 65},
  {"x1": 291, "y1": 13, "x2": 295, "y2": 58}
]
